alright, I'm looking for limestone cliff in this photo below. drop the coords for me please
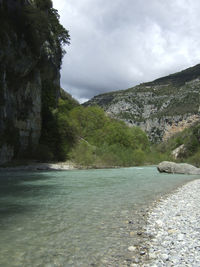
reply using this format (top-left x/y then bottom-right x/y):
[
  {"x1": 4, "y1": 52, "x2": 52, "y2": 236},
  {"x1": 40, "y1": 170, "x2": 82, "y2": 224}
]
[
  {"x1": 0, "y1": 0, "x2": 69, "y2": 163},
  {"x1": 84, "y1": 64, "x2": 200, "y2": 142}
]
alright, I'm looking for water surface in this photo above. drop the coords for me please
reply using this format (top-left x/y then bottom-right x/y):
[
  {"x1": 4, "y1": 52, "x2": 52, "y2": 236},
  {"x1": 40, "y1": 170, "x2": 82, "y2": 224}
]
[{"x1": 0, "y1": 167, "x2": 198, "y2": 266}]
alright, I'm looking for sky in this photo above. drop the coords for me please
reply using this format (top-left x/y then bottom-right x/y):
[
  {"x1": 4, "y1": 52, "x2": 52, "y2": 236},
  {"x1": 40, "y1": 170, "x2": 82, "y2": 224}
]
[{"x1": 53, "y1": 0, "x2": 200, "y2": 103}]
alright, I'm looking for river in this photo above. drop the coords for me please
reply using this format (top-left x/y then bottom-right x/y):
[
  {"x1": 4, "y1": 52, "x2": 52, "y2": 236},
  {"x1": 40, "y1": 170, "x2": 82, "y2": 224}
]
[{"x1": 0, "y1": 166, "x2": 198, "y2": 266}]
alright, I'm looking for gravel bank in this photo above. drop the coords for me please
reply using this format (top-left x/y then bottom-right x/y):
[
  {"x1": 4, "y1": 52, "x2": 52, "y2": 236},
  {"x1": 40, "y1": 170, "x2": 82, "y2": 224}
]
[{"x1": 143, "y1": 179, "x2": 200, "y2": 267}]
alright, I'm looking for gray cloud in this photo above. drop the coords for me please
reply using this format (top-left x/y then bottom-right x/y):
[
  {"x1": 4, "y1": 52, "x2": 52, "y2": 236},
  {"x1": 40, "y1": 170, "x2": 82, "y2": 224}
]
[{"x1": 53, "y1": 0, "x2": 200, "y2": 102}]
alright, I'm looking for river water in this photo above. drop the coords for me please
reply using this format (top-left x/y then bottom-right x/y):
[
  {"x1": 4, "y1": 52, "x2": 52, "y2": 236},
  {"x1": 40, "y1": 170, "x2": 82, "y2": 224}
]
[{"x1": 0, "y1": 167, "x2": 198, "y2": 267}]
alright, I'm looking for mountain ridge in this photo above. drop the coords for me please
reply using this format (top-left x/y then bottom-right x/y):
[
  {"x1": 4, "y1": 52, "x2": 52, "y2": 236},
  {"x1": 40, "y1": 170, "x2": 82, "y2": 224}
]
[{"x1": 84, "y1": 63, "x2": 200, "y2": 142}]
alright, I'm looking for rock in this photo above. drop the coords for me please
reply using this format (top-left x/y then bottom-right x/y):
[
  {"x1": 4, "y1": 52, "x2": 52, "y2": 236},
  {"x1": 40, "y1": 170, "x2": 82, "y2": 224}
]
[
  {"x1": 172, "y1": 144, "x2": 186, "y2": 159},
  {"x1": 132, "y1": 257, "x2": 139, "y2": 263},
  {"x1": 143, "y1": 179, "x2": 200, "y2": 267},
  {"x1": 155, "y1": 220, "x2": 163, "y2": 227},
  {"x1": 177, "y1": 234, "x2": 185, "y2": 241},
  {"x1": 129, "y1": 231, "x2": 135, "y2": 237},
  {"x1": 0, "y1": 0, "x2": 65, "y2": 164},
  {"x1": 137, "y1": 232, "x2": 142, "y2": 236},
  {"x1": 149, "y1": 252, "x2": 157, "y2": 259},
  {"x1": 157, "y1": 161, "x2": 200, "y2": 175},
  {"x1": 128, "y1": 246, "x2": 136, "y2": 252},
  {"x1": 161, "y1": 254, "x2": 169, "y2": 261}
]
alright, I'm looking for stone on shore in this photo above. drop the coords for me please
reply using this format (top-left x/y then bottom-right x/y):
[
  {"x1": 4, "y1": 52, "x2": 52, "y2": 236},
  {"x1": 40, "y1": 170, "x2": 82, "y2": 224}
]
[
  {"x1": 143, "y1": 179, "x2": 200, "y2": 266},
  {"x1": 157, "y1": 161, "x2": 200, "y2": 174}
]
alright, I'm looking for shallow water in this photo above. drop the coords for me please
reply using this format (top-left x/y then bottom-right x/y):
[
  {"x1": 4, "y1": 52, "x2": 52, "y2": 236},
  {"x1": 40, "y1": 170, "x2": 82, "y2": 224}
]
[{"x1": 0, "y1": 167, "x2": 198, "y2": 266}]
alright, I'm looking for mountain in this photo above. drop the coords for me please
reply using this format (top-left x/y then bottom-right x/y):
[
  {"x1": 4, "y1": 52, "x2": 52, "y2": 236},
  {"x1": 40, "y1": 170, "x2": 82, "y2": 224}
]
[
  {"x1": 0, "y1": 0, "x2": 70, "y2": 164},
  {"x1": 84, "y1": 64, "x2": 200, "y2": 142}
]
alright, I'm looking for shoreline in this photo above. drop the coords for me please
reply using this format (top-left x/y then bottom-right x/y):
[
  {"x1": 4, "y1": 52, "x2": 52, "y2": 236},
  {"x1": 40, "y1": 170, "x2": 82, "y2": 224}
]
[
  {"x1": 139, "y1": 178, "x2": 200, "y2": 266},
  {"x1": 0, "y1": 162, "x2": 77, "y2": 171},
  {"x1": 0, "y1": 162, "x2": 149, "y2": 171},
  {"x1": 123, "y1": 178, "x2": 198, "y2": 267}
]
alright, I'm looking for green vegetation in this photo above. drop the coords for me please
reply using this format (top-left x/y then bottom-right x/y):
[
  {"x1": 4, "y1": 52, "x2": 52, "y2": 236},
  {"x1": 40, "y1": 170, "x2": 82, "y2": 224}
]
[
  {"x1": 36, "y1": 98, "x2": 153, "y2": 167},
  {"x1": 37, "y1": 89, "x2": 78, "y2": 161},
  {"x1": 0, "y1": 0, "x2": 70, "y2": 57},
  {"x1": 156, "y1": 123, "x2": 200, "y2": 167},
  {"x1": 67, "y1": 106, "x2": 150, "y2": 167},
  {"x1": 145, "y1": 63, "x2": 200, "y2": 86}
]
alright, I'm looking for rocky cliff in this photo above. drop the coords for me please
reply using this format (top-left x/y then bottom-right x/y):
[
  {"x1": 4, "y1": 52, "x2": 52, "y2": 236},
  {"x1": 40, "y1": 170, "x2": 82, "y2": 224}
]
[
  {"x1": 84, "y1": 64, "x2": 200, "y2": 142},
  {"x1": 0, "y1": 0, "x2": 69, "y2": 163}
]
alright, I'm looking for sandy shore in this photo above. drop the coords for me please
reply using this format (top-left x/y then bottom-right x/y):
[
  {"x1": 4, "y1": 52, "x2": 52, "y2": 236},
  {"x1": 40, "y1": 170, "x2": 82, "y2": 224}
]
[{"x1": 139, "y1": 178, "x2": 200, "y2": 266}]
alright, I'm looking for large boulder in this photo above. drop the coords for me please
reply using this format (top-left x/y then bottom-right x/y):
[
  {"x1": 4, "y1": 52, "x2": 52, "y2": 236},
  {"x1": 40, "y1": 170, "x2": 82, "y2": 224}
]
[{"x1": 157, "y1": 161, "x2": 200, "y2": 175}]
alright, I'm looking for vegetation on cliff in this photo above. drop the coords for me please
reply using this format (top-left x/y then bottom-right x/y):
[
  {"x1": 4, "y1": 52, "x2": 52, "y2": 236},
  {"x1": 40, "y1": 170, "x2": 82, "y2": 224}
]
[
  {"x1": 37, "y1": 89, "x2": 79, "y2": 161},
  {"x1": 0, "y1": 0, "x2": 71, "y2": 163},
  {"x1": 84, "y1": 64, "x2": 200, "y2": 143},
  {"x1": 156, "y1": 122, "x2": 200, "y2": 167},
  {"x1": 0, "y1": 0, "x2": 70, "y2": 57}
]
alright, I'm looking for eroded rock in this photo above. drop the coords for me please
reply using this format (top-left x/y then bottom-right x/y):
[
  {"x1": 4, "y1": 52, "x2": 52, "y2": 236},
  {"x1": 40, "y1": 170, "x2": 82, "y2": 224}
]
[{"x1": 157, "y1": 161, "x2": 200, "y2": 174}]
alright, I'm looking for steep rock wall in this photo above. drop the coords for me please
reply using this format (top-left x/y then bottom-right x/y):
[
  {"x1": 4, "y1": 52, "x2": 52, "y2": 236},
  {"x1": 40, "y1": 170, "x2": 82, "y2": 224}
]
[{"x1": 0, "y1": 0, "x2": 62, "y2": 163}]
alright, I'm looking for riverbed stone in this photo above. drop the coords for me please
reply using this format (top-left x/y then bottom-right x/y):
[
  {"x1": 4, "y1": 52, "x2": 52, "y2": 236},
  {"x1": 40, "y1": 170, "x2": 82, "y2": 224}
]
[
  {"x1": 128, "y1": 246, "x2": 136, "y2": 252},
  {"x1": 142, "y1": 179, "x2": 200, "y2": 266}
]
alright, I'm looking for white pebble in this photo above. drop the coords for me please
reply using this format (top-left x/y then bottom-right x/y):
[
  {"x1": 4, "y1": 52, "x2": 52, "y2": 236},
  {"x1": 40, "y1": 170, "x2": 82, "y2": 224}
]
[
  {"x1": 128, "y1": 246, "x2": 136, "y2": 252},
  {"x1": 144, "y1": 179, "x2": 200, "y2": 266}
]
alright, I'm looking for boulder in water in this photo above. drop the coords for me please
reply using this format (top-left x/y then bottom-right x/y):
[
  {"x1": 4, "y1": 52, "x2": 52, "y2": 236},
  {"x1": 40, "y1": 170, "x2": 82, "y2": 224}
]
[{"x1": 157, "y1": 161, "x2": 200, "y2": 175}]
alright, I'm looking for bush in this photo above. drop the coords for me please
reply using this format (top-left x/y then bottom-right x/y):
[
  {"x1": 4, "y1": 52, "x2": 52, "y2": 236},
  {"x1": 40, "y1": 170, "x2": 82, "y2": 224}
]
[
  {"x1": 187, "y1": 149, "x2": 200, "y2": 167},
  {"x1": 132, "y1": 149, "x2": 146, "y2": 166},
  {"x1": 69, "y1": 140, "x2": 97, "y2": 166}
]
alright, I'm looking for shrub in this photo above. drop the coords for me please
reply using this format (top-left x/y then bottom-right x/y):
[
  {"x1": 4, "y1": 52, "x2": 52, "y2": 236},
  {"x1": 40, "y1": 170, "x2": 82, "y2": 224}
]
[
  {"x1": 69, "y1": 140, "x2": 96, "y2": 166},
  {"x1": 132, "y1": 149, "x2": 146, "y2": 166},
  {"x1": 187, "y1": 149, "x2": 200, "y2": 167}
]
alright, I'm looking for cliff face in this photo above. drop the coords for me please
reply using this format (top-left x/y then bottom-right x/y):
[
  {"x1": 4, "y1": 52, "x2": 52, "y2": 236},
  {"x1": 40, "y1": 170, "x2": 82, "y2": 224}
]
[
  {"x1": 0, "y1": 0, "x2": 66, "y2": 163},
  {"x1": 84, "y1": 64, "x2": 200, "y2": 143}
]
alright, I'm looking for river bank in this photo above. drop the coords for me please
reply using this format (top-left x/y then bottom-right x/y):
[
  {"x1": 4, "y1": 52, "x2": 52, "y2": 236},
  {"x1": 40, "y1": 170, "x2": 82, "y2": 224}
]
[
  {"x1": 0, "y1": 161, "x2": 124, "y2": 171},
  {"x1": 0, "y1": 161, "x2": 76, "y2": 171},
  {"x1": 139, "y1": 178, "x2": 200, "y2": 266}
]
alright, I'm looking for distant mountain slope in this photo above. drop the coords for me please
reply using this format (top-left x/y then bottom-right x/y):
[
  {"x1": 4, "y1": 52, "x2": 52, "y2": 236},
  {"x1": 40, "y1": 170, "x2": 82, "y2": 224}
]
[{"x1": 84, "y1": 64, "x2": 200, "y2": 142}]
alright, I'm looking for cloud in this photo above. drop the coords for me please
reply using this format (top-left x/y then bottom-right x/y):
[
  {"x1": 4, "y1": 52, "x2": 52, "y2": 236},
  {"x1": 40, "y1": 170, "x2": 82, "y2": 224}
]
[{"x1": 53, "y1": 0, "x2": 200, "y2": 103}]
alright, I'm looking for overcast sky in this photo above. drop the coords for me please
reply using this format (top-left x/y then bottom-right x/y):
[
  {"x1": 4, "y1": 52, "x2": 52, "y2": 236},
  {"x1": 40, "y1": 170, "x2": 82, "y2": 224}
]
[{"x1": 53, "y1": 0, "x2": 200, "y2": 103}]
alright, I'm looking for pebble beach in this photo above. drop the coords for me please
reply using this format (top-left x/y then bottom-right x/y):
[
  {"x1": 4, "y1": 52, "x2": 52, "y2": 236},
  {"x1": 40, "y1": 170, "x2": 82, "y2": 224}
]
[{"x1": 142, "y1": 178, "x2": 200, "y2": 267}]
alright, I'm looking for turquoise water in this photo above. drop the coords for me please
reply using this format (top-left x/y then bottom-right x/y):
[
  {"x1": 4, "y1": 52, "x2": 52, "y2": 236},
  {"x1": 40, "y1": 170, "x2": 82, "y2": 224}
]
[{"x1": 0, "y1": 167, "x2": 198, "y2": 266}]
